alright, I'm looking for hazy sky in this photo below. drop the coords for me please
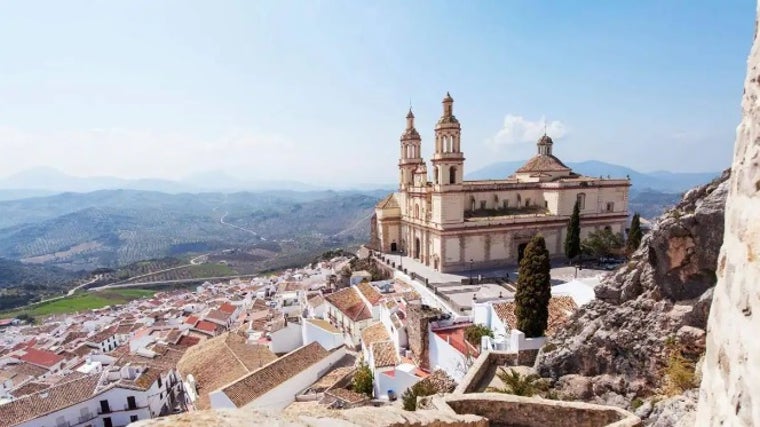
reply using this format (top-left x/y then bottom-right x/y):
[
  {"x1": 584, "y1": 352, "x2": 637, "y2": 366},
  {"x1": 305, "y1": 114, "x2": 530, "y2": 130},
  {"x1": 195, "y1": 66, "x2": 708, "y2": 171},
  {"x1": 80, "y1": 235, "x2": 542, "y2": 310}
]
[{"x1": 0, "y1": 1, "x2": 753, "y2": 186}]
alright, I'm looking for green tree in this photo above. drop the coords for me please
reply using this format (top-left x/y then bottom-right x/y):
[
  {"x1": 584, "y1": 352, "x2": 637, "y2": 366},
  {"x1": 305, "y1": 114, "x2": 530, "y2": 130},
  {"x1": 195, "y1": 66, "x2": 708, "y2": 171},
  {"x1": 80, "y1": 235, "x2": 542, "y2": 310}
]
[
  {"x1": 582, "y1": 228, "x2": 625, "y2": 258},
  {"x1": 515, "y1": 234, "x2": 552, "y2": 338},
  {"x1": 627, "y1": 213, "x2": 643, "y2": 255},
  {"x1": 464, "y1": 324, "x2": 493, "y2": 347},
  {"x1": 401, "y1": 380, "x2": 437, "y2": 411},
  {"x1": 487, "y1": 368, "x2": 540, "y2": 396},
  {"x1": 352, "y1": 362, "x2": 374, "y2": 397},
  {"x1": 564, "y1": 200, "x2": 581, "y2": 261}
]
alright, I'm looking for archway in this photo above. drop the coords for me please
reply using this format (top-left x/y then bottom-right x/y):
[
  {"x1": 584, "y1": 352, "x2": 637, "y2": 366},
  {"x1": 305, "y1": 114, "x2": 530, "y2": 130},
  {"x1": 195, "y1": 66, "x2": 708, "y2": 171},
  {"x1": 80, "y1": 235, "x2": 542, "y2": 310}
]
[
  {"x1": 517, "y1": 243, "x2": 528, "y2": 263},
  {"x1": 449, "y1": 166, "x2": 457, "y2": 184},
  {"x1": 390, "y1": 242, "x2": 397, "y2": 252},
  {"x1": 415, "y1": 238, "x2": 421, "y2": 259}
]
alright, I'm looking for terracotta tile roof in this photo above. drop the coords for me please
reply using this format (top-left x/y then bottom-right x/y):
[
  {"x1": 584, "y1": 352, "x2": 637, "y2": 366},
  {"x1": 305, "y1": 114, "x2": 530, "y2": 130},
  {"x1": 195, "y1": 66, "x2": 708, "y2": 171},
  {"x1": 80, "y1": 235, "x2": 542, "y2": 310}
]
[
  {"x1": 325, "y1": 287, "x2": 371, "y2": 322},
  {"x1": 371, "y1": 341, "x2": 398, "y2": 369},
  {"x1": 59, "y1": 331, "x2": 88, "y2": 346},
  {"x1": 176, "y1": 335, "x2": 202, "y2": 347},
  {"x1": 115, "y1": 323, "x2": 135, "y2": 335},
  {"x1": 277, "y1": 282, "x2": 302, "y2": 293},
  {"x1": 434, "y1": 326, "x2": 479, "y2": 357},
  {"x1": 492, "y1": 301, "x2": 518, "y2": 330},
  {"x1": 206, "y1": 309, "x2": 232, "y2": 324},
  {"x1": 18, "y1": 348, "x2": 64, "y2": 369},
  {"x1": 515, "y1": 154, "x2": 571, "y2": 173},
  {"x1": 492, "y1": 296, "x2": 578, "y2": 337},
  {"x1": 184, "y1": 315, "x2": 199, "y2": 326},
  {"x1": 356, "y1": 282, "x2": 382, "y2": 306},
  {"x1": 221, "y1": 342, "x2": 330, "y2": 407},
  {"x1": 10, "y1": 381, "x2": 50, "y2": 397},
  {"x1": 2, "y1": 362, "x2": 48, "y2": 380},
  {"x1": 361, "y1": 322, "x2": 390, "y2": 347},
  {"x1": 195, "y1": 320, "x2": 223, "y2": 335},
  {"x1": 309, "y1": 366, "x2": 354, "y2": 392},
  {"x1": 219, "y1": 302, "x2": 237, "y2": 315},
  {"x1": 0, "y1": 374, "x2": 99, "y2": 427},
  {"x1": 326, "y1": 387, "x2": 369, "y2": 404},
  {"x1": 177, "y1": 332, "x2": 276, "y2": 410},
  {"x1": 307, "y1": 294, "x2": 325, "y2": 308},
  {"x1": 88, "y1": 326, "x2": 117, "y2": 344},
  {"x1": 306, "y1": 318, "x2": 340, "y2": 334},
  {"x1": 69, "y1": 344, "x2": 93, "y2": 358},
  {"x1": 546, "y1": 296, "x2": 578, "y2": 336}
]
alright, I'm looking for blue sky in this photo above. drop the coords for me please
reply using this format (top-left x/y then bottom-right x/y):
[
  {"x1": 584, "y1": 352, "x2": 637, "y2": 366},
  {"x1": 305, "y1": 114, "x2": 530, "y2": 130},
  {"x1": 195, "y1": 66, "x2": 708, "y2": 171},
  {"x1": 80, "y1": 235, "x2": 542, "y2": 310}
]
[{"x1": 0, "y1": 1, "x2": 753, "y2": 186}]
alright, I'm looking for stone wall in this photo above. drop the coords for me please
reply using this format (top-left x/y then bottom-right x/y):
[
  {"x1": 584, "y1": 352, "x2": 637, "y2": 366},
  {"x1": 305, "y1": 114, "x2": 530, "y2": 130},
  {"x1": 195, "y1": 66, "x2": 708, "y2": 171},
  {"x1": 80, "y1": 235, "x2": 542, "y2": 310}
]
[
  {"x1": 455, "y1": 350, "x2": 541, "y2": 394},
  {"x1": 425, "y1": 394, "x2": 640, "y2": 427},
  {"x1": 695, "y1": 2, "x2": 760, "y2": 425},
  {"x1": 406, "y1": 303, "x2": 441, "y2": 369}
]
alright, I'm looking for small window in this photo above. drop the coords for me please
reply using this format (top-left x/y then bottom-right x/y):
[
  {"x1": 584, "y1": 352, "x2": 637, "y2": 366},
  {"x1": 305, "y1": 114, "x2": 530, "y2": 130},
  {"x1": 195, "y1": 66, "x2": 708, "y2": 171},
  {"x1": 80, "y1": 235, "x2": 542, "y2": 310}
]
[
  {"x1": 127, "y1": 396, "x2": 137, "y2": 410},
  {"x1": 130, "y1": 415, "x2": 139, "y2": 423},
  {"x1": 503, "y1": 200, "x2": 509, "y2": 209},
  {"x1": 157, "y1": 376, "x2": 162, "y2": 388},
  {"x1": 104, "y1": 417, "x2": 113, "y2": 427},
  {"x1": 606, "y1": 202, "x2": 614, "y2": 212},
  {"x1": 516, "y1": 194, "x2": 521, "y2": 203},
  {"x1": 544, "y1": 200, "x2": 548, "y2": 208},
  {"x1": 525, "y1": 198, "x2": 531, "y2": 207},
  {"x1": 480, "y1": 201, "x2": 486, "y2": 210},
  {"x1": 577, "y1": 193, "x2": 586, "y2": 210}
]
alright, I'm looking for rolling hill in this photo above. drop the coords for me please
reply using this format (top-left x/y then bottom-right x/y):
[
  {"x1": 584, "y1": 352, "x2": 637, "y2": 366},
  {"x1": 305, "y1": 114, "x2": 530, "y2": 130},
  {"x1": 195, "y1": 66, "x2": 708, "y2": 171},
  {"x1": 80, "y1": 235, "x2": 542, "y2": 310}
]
[{"x1": 0, "y1": 189, "x2": 380, "y2": 271}]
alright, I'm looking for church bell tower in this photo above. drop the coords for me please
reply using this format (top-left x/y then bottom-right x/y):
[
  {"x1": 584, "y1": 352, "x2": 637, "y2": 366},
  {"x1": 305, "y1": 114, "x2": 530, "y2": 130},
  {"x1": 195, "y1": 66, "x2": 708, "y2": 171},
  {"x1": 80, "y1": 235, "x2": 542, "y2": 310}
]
[
  {"x1": 399, "y1": 108, "x2": 423, "y2": 190},
  {"x1": 430, "y1": 92, "x2": 465, "y2": 224}
]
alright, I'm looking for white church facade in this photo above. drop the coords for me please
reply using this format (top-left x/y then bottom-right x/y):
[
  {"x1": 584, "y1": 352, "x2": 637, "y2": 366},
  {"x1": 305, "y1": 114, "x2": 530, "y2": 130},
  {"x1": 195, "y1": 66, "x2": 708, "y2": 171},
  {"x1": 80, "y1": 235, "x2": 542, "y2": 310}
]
[{"x1": 370, "y1": 93, "x2": 630, "y2": 273}]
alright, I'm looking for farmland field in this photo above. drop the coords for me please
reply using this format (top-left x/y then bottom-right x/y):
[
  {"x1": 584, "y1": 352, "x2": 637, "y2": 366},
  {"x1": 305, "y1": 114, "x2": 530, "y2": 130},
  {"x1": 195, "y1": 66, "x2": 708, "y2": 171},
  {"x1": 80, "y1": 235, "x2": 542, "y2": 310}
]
[{"x1": 0, "y1": 288, "x2": 156, "y2": 320}]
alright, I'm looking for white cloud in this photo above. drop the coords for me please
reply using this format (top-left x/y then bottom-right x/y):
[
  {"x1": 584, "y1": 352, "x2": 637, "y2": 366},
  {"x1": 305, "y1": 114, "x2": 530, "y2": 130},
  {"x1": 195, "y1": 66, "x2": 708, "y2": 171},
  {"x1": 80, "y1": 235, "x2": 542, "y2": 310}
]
[{"x1": 487, "y1": 115, "x2": 568, "y2": 148}]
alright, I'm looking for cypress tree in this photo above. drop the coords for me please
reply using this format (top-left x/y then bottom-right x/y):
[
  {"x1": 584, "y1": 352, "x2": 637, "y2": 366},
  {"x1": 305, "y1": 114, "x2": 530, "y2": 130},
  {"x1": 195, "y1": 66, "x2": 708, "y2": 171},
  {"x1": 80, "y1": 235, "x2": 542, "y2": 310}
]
[
  {"x1": 515, "y1": 234, "x2": 552, "y2": 338},
  {"x1": 627, "y1": 213, "x2": 643, "y2": 254},
  {"x1": 564, "y1": 199, "x2": 581, "y2": 261}
]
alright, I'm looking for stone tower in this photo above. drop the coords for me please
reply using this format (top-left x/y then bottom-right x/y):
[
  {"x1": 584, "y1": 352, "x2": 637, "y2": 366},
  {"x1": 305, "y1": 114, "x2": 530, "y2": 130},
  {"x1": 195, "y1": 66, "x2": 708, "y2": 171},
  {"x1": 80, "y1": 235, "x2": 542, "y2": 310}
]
[
  {"x1": 399, "y1": 108, "x2": 423, "y2": 190},
  {"x1": 430, "y1": 92, "x2": 465, "y2": 224}
]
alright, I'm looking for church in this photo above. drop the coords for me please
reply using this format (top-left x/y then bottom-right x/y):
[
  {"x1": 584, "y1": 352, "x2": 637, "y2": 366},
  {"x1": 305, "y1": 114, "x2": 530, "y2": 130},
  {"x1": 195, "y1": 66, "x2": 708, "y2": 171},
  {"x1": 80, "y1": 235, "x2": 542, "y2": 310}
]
[{"x1": 370, "y1": 93, "x2": 631, "y2": 273}]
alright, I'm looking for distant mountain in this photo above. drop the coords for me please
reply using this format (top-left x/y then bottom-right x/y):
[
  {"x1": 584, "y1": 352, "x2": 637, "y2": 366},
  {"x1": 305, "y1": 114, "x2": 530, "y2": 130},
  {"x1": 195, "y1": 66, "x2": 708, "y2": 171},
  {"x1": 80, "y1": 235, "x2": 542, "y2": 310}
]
[
  {"x1": 466, "y1": 160, "x2": 719, "y2": 193},
  {"x1": 0, "y1": 189, "x2": 379, "y2": 271}
]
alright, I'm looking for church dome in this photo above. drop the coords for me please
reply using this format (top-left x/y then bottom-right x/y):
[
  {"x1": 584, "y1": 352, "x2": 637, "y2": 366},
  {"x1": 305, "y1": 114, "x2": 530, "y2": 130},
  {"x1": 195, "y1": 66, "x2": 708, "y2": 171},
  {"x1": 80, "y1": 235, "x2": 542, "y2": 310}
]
[
  {"x1": 538, "y1": 134, "x2": 553, "y2": 144},
  {"x1": 443, "y1": 92, "x2": 454, "y2": 103}
]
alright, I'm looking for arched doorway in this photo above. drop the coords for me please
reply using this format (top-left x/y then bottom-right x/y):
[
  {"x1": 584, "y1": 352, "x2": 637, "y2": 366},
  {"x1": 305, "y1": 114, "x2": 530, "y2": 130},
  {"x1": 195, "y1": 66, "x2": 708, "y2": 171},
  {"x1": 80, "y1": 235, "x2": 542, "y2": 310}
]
[
  {"x1": 390, "y1": 242, "x2": 397, "y2": 252},
  {"x1": 415, "y1": 238, "x2": 421, "y2": 259},
  {"x1": 517, "y1": 243, "x2": 528, "y2": 263}
]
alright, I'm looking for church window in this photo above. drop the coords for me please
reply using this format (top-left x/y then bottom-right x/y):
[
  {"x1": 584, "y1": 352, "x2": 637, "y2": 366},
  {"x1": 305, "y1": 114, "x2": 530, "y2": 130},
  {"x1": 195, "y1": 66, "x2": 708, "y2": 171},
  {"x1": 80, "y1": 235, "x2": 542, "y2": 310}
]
[
  {"x1": 577, "y1": 193, "x2": 586, "y2": 210},
  {"x1": 449, "y1": 166, "x2": 457, "y2": 184},
  {"x1": 414, "y1": 204, "x2": 420, "y2": 219},
  {"x1": 516, "y1": 194, "x2": 521, "y2": 204},
  {"x1": 606, "y1": 202, "x2": 614, "y2": 212},
  {"x1": 493, "y1": 194, "x2": 499, "y2": 207},
  {"x1": 480, "y1": 201, "x2": 486, "y2": 210},
  {"x1": 544, "y1": 200, "x2": 548, "y2": 208},
  {"x1": 525, "y1": 198, "x2": 530, "y2": 207},
  {"x1": 470, "y1": 197, "x2": 476, "y2": 211},
  {"x1": 434, "y1": 167, "x2": 439, "y2": 184},
  {"x1": 503, "y1": 200, "x2": 509, "y2": 209}
]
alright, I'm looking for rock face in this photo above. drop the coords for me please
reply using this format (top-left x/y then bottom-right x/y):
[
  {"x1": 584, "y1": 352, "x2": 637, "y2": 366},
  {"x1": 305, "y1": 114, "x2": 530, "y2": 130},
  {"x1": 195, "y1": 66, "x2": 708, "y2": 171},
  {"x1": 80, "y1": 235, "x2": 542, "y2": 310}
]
[
  {"x1": 695, "y1": 2, "x2": 760, "y2": 425},
  {"x1": 536, "y1": 170, "x2": 730, "y2": 412}
]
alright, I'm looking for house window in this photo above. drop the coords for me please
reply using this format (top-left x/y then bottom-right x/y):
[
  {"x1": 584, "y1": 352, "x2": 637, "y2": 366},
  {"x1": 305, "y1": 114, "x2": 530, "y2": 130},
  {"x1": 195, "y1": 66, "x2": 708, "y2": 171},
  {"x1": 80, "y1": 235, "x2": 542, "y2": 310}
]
[
  {"x1": 103, "y1": 417, "x2": 113, "y2": 427},
  {"x1": 479, "y1": 201, "x2": 486, "y2": 210},
  {"x1": 127, "y1": 396, "x2": 137, "y2": 410},
  {"x1": 606, "y1": 202, "x2": 614, "y2": 212},
  {"x1": 99, "y1": 400, "x2": 111, "y2": 414},
  {"x1": 157, "y1": 376, "x2": 162, "y2": 388},
  {"x1": 577, "y1": 193, "x2": 586, "y2": 210},
  {"x1": 130, "y1": 415, "x2": 139, "y2": 423}
]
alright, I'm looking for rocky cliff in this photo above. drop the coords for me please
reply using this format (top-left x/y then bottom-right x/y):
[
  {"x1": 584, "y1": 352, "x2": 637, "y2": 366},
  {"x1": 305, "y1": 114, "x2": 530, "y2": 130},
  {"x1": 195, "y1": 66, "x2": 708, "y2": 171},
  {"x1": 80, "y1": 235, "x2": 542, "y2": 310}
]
[
  {"x1": 695, "y1": 2, "x2": 760, "y2": 425},
  {"x1": 536, "y1": 170, "x2": 730, "y2": 422}
]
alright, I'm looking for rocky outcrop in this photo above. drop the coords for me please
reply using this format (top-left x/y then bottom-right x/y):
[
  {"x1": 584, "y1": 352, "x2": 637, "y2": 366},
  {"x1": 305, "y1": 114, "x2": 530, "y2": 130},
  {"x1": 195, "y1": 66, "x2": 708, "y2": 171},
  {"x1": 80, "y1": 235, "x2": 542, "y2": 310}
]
[
  {"x1": 695, "y1": 2, "x2": 760, "y2": 425},
  {"x1": 536, "y1": 171, "x2": 730, "y2": 417}
]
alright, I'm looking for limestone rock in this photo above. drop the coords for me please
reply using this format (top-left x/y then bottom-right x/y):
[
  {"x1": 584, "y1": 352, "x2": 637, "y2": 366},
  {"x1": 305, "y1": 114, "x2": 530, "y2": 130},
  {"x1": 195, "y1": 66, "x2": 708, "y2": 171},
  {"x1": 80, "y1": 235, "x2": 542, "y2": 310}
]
[
  {"x1": 647, "y1": 389, "x2": 699, "y2": 427},
  {"x1": 696, "y1": 2, "x2": 760, "y2": 424},
  {"x1": 536, "y1": 171, "x2": 730, "y2": 406}
]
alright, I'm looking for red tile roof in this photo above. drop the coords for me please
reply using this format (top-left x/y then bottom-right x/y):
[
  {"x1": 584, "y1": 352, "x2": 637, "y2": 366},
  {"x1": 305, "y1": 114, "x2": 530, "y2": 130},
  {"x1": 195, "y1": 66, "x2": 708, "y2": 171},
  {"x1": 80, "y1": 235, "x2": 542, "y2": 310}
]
[
  {"x1": 356, "y1": 282, "x2": 382, "y2": 306},
  {"x1": 219, "y1": 302, "x2": 237, "y2": 315},
  {"x1": 18, "y1": 348, "x2": 64, "y2": 369},
  {"x1": 325, "y1": 287, "x2": 372, "y2": 322},
  {"x1": 434, "y1": 326, "x2": 480, "y2": 358},
  {"x1": 195, "y1": 321, "x2": 222, "y2": 334},
  {"x1": 184, "y1": 315, "x2": 199, "y2": 326}
]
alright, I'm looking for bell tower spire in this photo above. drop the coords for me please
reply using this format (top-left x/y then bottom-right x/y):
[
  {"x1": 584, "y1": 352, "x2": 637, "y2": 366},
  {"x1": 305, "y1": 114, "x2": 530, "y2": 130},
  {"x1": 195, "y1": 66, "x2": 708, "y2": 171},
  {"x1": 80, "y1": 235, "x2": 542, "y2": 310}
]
[
  {"x1": 399, "y1": 106, "x2": 423, "y2": 190},
  {"x1": 432, "y1": 92, "x2": 464, "y2": 187}
]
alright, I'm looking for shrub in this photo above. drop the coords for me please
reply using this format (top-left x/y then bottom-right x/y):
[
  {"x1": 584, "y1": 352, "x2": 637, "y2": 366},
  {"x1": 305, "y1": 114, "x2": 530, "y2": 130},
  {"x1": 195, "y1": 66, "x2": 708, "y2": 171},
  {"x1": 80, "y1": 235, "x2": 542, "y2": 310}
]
[
  {"x1": 487, "y1": 368, "x2": 540, "y2": 397},
  {"x1": 402, "y1": 380, "x2": 438, "y2": 411},
  {"x1": 352, "y1": 362, "x2": 374, "y2": 397},
  {"x1": 464, "y1": 324, "x2": 493, "y2": 347}
]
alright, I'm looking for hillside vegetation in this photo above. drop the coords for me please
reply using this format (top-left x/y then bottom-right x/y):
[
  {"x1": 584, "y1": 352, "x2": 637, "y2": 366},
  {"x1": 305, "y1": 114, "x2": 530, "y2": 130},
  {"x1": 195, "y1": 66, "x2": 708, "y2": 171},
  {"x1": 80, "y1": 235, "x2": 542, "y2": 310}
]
[{"x1": 0, "y1": 189, "x2": 378, "y2": 271}]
